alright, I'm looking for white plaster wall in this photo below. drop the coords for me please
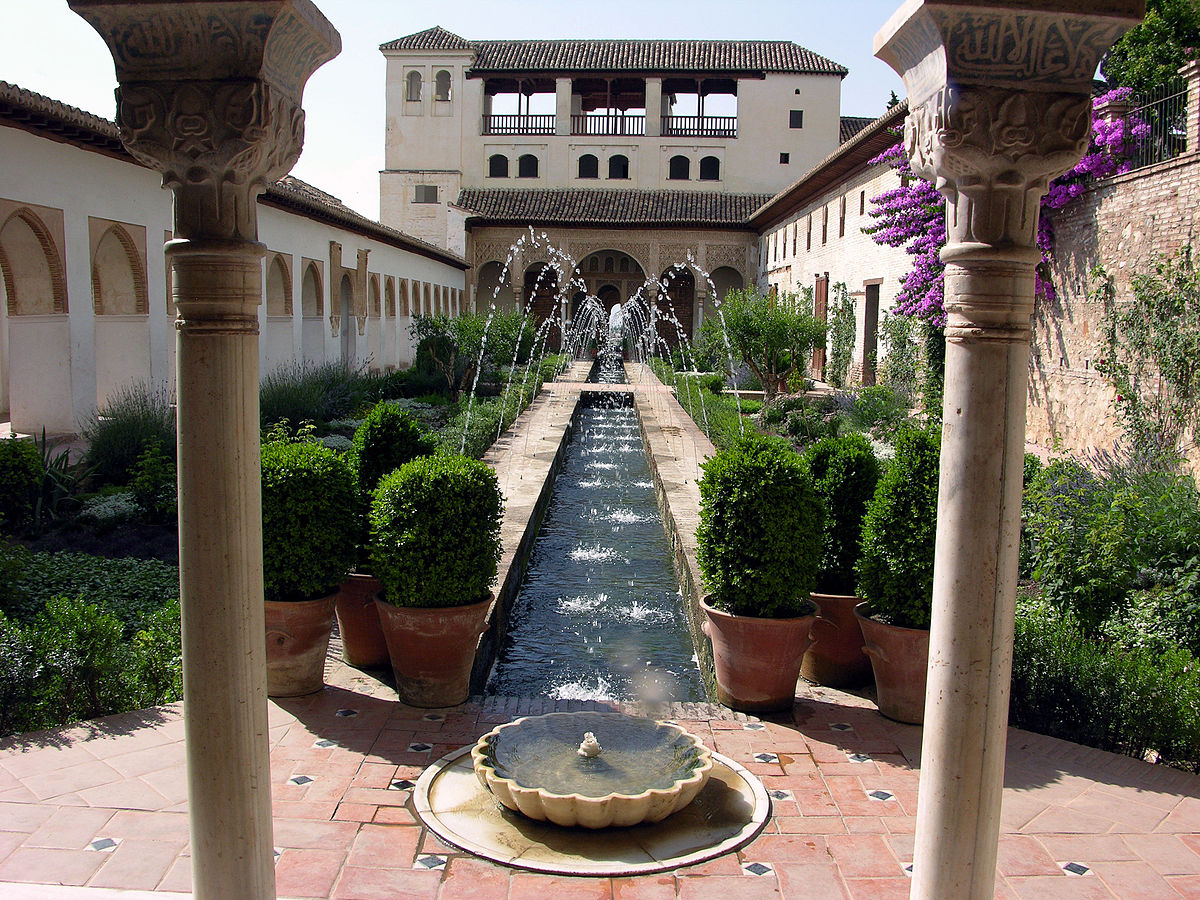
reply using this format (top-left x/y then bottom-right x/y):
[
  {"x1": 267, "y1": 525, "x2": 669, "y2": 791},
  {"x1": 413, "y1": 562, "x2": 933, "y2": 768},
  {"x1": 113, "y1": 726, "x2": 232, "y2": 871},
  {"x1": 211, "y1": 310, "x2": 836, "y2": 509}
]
[
  {"x1": 1, "y1": 121, "x2": 466, "y2": 436},
  {"x1": 755, "y1": 161, "x2": 911, "y2": 379}
]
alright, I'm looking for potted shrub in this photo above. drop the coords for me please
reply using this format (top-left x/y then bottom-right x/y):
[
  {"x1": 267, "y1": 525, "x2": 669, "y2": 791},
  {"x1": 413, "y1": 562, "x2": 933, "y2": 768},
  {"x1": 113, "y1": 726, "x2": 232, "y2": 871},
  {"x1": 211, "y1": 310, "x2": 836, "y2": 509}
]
[
  {"x1": 261, "y1": 439, "x2": 358, "y2": 697},
  {"x1": 337, "y1": 401, "x2": 436, "y2": 668},
  {"x1": 370, "y1": 453, "x2": 503, "y2": 708},
  {"x1": 696, "y1": 433, "x2": 824, "y2": 712},
  {"x1": 855, "y1": 426, "x2": 941, "y2": 724},
  {"x1": 801, "y1": 432, "x2": 881, "y2": 688}
]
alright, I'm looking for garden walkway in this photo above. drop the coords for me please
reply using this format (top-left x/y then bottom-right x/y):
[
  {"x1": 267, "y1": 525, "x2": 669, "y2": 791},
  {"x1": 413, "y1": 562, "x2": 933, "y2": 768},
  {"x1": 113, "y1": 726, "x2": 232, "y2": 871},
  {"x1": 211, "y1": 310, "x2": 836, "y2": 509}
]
[{"x1": 2, "y1": 365, "x2": 1199, "y2": 898}]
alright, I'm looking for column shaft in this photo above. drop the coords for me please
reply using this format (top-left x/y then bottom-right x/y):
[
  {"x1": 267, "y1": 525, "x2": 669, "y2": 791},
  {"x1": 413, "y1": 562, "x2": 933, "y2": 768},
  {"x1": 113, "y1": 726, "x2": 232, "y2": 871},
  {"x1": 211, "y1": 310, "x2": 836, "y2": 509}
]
[{"x1": 171, "y1": 240, "x2": 274, "y2": 900}]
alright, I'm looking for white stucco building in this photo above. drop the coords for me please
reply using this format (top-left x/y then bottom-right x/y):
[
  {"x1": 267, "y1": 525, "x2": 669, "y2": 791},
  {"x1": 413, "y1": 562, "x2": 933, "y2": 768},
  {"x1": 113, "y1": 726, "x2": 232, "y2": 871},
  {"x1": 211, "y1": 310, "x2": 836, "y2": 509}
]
[{"x1": 0, "y1": 82, "x2": 468, "y2": 436}]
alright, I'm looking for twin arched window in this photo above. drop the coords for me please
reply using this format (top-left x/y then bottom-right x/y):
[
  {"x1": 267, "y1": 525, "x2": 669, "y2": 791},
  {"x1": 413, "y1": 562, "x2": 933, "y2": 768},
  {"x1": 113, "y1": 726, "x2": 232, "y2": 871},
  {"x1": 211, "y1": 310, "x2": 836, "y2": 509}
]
[
  {"x1": 578, "y1": 154, "x2": 599, "y2": 179},
  {"x1": 609, "y1": 154, "x2": 629, "y2": 180},
  {"x1": 699, "y1": 156, "x2": 721, "y2": 181},
  {"x1": 434, "y1": 70, "x2": 451, "y2": 102},
  {"x1": 668, "y1": 155, "x2": 690, "y2": 180},
  {"x1": 488, "y1": 154, "x2": 509, "y2": 178},
  {"x1": 406, "y1": 71, "x2": 422, "y2": 102}
]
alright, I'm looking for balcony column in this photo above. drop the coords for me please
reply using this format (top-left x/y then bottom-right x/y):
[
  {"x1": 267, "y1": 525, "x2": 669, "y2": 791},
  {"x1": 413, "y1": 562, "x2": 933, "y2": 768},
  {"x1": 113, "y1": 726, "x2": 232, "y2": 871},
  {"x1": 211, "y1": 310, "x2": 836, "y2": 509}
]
[
  {"x1": 556, "y1": 77, "x2": 572, "y2": 136},
  {"x1": 873, "y1": 3, "x2": 1141, "y2": 898},
  {"x1": 646, "y1": 77, "x2": 663, "y2": 137},
  {"x1": 68, "y1": 3, "x2": 339, "y2": 898}
]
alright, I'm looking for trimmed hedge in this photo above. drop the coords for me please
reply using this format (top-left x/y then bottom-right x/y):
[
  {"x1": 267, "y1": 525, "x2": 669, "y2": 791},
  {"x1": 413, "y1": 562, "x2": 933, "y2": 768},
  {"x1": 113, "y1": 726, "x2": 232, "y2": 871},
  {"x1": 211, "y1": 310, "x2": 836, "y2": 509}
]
[
  {"x1": 370, "y1": 454, "x2": 503, "y2": 608},
  {"x1": 0, "y1": 437, "x2": 43, "y2": 533},
  {"x1": 349, "y1": 401, "x2": 437, "y2": 496},
  {"x1": 260, "y1": 441, "x2": 358, "y2": 603},
  {"x1": 804, "y1": 432, "x2": 881, "y2": 595},
  {"x1": 697, "y1": 433, "x2": 823, "y2": 617},
  {"x1": 857, "y1": 426, "x2": 940, "y2": 629}
]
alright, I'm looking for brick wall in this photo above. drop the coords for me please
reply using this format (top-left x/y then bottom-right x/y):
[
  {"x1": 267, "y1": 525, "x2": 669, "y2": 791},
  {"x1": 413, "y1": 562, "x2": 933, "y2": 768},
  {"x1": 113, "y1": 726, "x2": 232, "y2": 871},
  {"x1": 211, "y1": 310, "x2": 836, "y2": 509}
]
[{"x1": 1031, "y1": 150, "x2": 1200, "y2": 470}]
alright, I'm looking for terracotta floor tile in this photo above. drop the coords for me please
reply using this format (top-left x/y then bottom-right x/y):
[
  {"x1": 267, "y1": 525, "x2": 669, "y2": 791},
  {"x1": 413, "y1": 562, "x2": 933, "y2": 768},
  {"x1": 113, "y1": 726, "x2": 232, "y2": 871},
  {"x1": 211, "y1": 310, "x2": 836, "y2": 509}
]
[
  {"x1": 841, "y1": 876, "x2": 913, "y2": 899},
  {"x1": 1067, "y1": 789, "x2": 1169, "y2": 833},
  {"x1": 273, "y1": 818, "x2": 360, "y2": 851},
  {"x1": 678, "y1": 873, "x2": 781, "y2": 899},
  {"x1": 0, "y1": 802, "x2": 56, "y2": 834},
  {"x1": 671, "y1": 852, "x2": 744, "y2": 877},
  {"x1": 774, "y1": 861, "x2": 849, "y2": 899},
  {"x1": 76, "y1": 777, "x2": 170, "y2": 811},
  {"x1": 611, "y1": 873, "x2": 677, "y2": 900},
  {"x1": 105, "y1": 809, "x2": 191, "y2": 842},
  {"x1": 332, "y1": 864, "x2": 442, "y2": 900},
  {"x1": 1035, "y1": 834, "x2": 1137, "y2": 863},
  {"x1": 1089, "y1": 860, "x2": 1183, "y2": 899},
  {"x1": 744, "y1": 833, "x2": 829, "y2": 864},
  {"x1": 1021, "y1": 805, "x2": 1116, "y2": 835},
  {"x1": 1122, "y1": 833, "x2": 1200, "y2": 876},
  {"x1": 996, "y1": 833, "x2": 1062, "y2": 877},
  {"x1": 1168, "y1": 875, "x2": 1200, "y2": 899},
  {"x1": 509, "y1": 872, "x2": 614, "y2": 898},
  {"x1": 884, "y1": 833, "x2": 913, "y2": 863},
  {"x1": 775, "y1": 815, "x2": 847, "y2": 834},
  {"x1": 345, "y1": 823, "x2": 422, "y2": 869},
  {"x1": 0, "y1": 846, "x2": 106, "y2": 886},
  {"x1": 104, "y1": 741, "x2": 188, "y2": 778},
  {"x1": 87, "y1": 838, "x2": 185, "y2": 890},
  {"x1": 20, "y1": 759, "x2": 124, "y2": 802},
  {"x1": 1006, "y1": 874, "x2": 1118, "y2": 898},
  {"x1": 0, "y1": 831, "x2": 26, "y2": 864},
  {"x1": 275, "y1": 848, "x2": 347, "y2": 899},
  {"x1": 1157, "y1": 797, "x2": 1200, "y2": 834},
  {"x1": 22, "y1": 806, "x2": 115, "y2": 849},
  {"x1": 825, "y1": 833, "x2": 903, "y2": 879}
]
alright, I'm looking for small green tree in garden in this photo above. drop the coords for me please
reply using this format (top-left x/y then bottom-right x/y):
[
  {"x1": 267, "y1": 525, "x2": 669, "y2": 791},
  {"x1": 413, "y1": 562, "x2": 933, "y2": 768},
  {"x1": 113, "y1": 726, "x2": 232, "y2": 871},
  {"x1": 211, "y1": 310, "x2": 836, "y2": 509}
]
[
  {"x1": 1093, "y1": 248, "x2": 1200, "y2": 466},
  {"x1": 713, "y1": 287, "x2": 826, "y2": 401},
  {"x1": 826, "y1": 282, "x2": 856, "y2": 388},
  {"x1": 411, "y1": 313, "x2": 487, "y2": 400}
]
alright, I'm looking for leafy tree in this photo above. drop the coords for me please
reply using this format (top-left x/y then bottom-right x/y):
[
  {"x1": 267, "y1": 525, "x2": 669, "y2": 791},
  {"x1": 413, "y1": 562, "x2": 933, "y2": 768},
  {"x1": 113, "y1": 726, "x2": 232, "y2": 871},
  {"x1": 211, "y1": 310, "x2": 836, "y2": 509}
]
[
  {"x1": 1102, "y1": 0, "x2": 1200, "y2": 94},
  {"x1": 411, "y1": 313, "x2": 486, "y2": 400},
  {"x1": 711, "y1": 287, "x2": 825, "y2": 401}
]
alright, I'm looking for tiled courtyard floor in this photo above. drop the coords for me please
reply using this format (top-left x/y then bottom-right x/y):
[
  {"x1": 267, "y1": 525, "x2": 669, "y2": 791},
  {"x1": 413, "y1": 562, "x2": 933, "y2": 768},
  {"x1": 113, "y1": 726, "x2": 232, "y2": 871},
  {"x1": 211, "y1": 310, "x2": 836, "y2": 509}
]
[{"x1": 2, "y1": 648, "x2": 1199, "y2": 900}]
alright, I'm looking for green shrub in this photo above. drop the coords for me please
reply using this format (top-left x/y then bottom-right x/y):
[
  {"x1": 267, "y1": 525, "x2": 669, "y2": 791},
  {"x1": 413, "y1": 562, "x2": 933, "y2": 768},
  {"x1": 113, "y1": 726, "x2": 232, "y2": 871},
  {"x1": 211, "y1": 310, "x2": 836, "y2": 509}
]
[
  {"x1": 349, "y1": 401, "x2": 437, "y2": 496},
  {"x1": 845, "y1": 385, "x2": 909, "y2": 435},
  {"x1": 129, "y1": 444, "x2": 177, "y2": 524},
  {"x1": 259, "y1": 361, "x2": 360, "y2": 431},
  {"x1": 0, "y1": 437, "x2": 43, "y2": 533},
  {"x1": 0, "y1": 544, "x2": 178, "y2": 635},
  {"x1": 83, "y1": 382, "x2": 175, "y2": 486},
  {"x1": 804, "y1": 433, "x2": 881, "y2": 595},
  {"x1": 1011, "y1": 601, "x2": 1200, "y2": 772},
  {"x1": 0, "y1": 613, "x2": 44, "y2": 737},
  {"x1": 1018, "y1": 453, "x2": 1044, "y2": 578},
  {"x1": 697, "y1": 434, "x2": 823, "y2": 617},
  {"x1": 260, "y1": 441, "x2": 358, "y2": 603},
  {"x1": 700, "y1": 373, "x2": 725, "y2": 396},
  {"x1": 370, "y1": 454, "x2": 503, "y2": 608},
  {"x1": 32, "y1": 596, "x2": 133, "y2": 726},
  {"x1": 857, "y1": 426, "x2": 941, "y2": 629}
]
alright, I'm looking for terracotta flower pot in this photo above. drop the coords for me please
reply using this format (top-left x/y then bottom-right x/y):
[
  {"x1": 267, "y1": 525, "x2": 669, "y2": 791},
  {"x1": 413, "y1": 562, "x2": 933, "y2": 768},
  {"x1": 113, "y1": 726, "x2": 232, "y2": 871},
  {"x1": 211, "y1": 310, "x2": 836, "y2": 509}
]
[
  {"x1": 335, "y1": 573, "x2": 388, "y2": 668},
  {"x1": 265, "y1": 594, "x2": 336, "y2": 698},
  {"x1": 855, "y1": 603, "x2": 930, "y2": 724},
  {"x1": 374, "y1": 593, "x2": 493, "y2": 708},
  {"x1": 802, "y1": 593, "x2": 873, "y2": 688},
  {"x1": 700, "y1": 596, "x2": 818, "y2": 713}
]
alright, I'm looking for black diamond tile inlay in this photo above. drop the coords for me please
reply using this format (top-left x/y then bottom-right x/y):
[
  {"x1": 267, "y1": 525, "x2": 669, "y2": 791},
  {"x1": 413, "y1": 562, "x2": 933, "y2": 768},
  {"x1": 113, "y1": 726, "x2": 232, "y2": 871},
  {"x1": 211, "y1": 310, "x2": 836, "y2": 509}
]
[
  {"x1": 1063, "y1": 862, "x2": 1090, "y2": 876},
  {"x1": 753, "y1": 752, "x2": 779, "y2": 764},
  {"x1": 867, "y1": 789, "x2": 895, "y2": 801},
  {"x1": 743, "y1": 722, "x2": 766, "y2": 730},
  {"x1": 288, "y1": 775, "x2": 314, "y2": 786},
  {"x1": 743, "y1": 862, "x2": 772, "y2": 876},
  {"x1": 88, "y1": 838, "x2": 118, "y2": 852},
  {"x1": 408, "y1": 742, "x2": 433, "y2": 752},
  {"x1": 335, "y1": 708, "x2": 358, "y2": 717},
  {"x1": 768, "y1": 789, "x2": 792, "y2": 801},
  {"x1": 416, "y1": 854, "x2": 448, "y2": 870},
  {"x1": 313, "y1": 738, "x2": 337, "y2": 748},
  {"x1": 423, "y1": 713, "x2": 445, "y2": 722},
  {"x1": 390, "y1": 779, "x2": 416, "y2": 791},
  {"x1": 904, "y1": 863, "x2": 914, "y2": 876},
  {"x1": 847, "y1": 752, "x2": 872, "y2": 763},
  {"x1": 829, "y1": 723, "x2": 853, "y2": 731}
]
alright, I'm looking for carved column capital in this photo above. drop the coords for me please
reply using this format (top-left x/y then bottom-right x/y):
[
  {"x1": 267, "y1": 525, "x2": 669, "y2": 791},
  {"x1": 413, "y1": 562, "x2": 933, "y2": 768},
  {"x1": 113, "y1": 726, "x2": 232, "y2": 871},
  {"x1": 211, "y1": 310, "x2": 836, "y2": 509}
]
[{"x1": 69, "y1": 1, "x2": 340, "y2": 242}]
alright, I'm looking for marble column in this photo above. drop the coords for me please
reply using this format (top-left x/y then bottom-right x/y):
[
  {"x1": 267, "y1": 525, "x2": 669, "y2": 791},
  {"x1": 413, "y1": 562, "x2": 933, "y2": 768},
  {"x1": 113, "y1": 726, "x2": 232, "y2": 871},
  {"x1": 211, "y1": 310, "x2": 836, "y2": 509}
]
[
  {"x1": 68, "y1": 3, "x2": 339, "y2": 898},
  {"x1": 873, "y1": 3, "x2": 1141, "y2": 898}
]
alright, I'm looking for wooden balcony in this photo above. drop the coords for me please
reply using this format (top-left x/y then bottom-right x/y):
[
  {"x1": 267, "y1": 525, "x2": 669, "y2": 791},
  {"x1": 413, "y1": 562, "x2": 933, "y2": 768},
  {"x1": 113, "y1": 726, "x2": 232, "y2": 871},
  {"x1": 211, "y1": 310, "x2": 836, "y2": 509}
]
[
  {"x1": 570, "y1": 114, "x2": 646, "y2": 136},
  {"x1": 662, "y1": 115, "x2": 737, "y2": 138},
  {"x1": 482, "y1": 114, "x2": 557, "y2": 135}
]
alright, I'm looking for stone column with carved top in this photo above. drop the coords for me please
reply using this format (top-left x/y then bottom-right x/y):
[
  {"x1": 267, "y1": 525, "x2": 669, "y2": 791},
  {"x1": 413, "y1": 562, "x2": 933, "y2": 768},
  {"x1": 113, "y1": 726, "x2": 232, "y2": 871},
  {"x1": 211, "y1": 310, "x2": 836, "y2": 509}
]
[
  {"x1": 68, "y1": 3, "x2": 339, "y2": 897},
  {"x1": 874, "y1": 3, "x2": 1141, "y2": 898}
]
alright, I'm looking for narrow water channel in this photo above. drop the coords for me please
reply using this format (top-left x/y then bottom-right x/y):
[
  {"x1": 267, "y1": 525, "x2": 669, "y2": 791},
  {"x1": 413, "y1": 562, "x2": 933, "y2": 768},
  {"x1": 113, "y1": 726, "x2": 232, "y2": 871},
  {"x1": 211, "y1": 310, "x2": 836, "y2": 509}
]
[{"x1": 487, "y1": 364, "x2": 703, "y2": 702}]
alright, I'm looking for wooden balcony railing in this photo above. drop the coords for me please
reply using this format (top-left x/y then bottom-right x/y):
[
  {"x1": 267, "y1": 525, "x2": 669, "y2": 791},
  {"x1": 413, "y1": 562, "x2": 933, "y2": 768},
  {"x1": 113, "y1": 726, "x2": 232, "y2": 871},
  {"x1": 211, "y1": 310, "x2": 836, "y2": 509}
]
[
  {"x1": 570, "y1": 114, "x2": 646, "y2": 136},
  {"x1": 482, "y1": 114, "x2": 557, "y2": 135},
  {"x1": 662, "y1": 115, "x2": 738, "y2": 138}
]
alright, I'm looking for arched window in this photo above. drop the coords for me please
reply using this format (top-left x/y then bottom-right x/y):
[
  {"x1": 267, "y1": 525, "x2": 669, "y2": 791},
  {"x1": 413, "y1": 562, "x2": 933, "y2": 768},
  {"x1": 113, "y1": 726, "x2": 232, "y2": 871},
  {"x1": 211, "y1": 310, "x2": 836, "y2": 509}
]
[
  {"x1": 434, "y1": 70, "x2": 451, "y2": 102},
  {"x1": 619, "y1": 258, "x2": 629, "y2": 273},
  {"x1": 578, "y1": 154, "x2": 599, "y2": 179},
  {"x1": 301, "y1": 262, "x2": 322, "y2": 316},
  {"x1": 518, "y1": 154, "x2": 539, "y2": 178},
  {"x1": 604, "y1": 256, "x2": 614, "y2": 273},
  {"x1": 608, "y1": 154, "x2": 629, "y2": 180},
  {"x1": 668, "y1": 155, "x2": 690, "y2": 180},
  {"x1": 488, "y1": 154, "x2": 509, "y2": 178},
  {"x1": 265, "y1": 254, "x2": 291, "y2": 317},
  {"x1": 406, "y1": 71, "x2": 422, "y2": 102},
  {"x1": 699, "y1": 156, "x2": 721, "y2": 181}
]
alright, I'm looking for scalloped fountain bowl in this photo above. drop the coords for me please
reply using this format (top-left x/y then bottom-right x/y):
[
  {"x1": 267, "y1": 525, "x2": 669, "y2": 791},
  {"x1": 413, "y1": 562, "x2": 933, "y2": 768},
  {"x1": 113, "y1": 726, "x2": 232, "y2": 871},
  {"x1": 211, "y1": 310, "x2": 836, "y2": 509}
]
[{"x1": 471, "y1": 711, "x2": 714, "y2": 829}]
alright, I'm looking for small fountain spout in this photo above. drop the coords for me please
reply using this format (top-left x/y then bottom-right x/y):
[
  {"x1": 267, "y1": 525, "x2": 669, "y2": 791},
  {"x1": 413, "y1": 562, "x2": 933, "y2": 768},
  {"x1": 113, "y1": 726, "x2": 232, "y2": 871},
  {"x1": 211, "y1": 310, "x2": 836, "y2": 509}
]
[{"x1": 577, "y1": 732, "x2": 603, "y2": 758}]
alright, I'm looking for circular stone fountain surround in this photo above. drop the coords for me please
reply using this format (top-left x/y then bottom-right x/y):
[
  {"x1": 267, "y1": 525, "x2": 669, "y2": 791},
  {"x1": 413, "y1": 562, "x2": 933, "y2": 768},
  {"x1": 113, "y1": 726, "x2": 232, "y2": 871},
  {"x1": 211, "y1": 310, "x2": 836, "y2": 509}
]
[{"x1": 412, "y1": 711, "x2": 771, "y2": 876}]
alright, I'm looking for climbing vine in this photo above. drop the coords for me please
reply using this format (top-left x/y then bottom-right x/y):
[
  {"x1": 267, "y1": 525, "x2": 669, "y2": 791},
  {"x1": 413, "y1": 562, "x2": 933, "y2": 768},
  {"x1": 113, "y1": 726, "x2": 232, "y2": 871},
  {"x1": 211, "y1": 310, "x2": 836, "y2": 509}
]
[{"x1": 826, "y1": 281, "x2": 855, "y2": 388}]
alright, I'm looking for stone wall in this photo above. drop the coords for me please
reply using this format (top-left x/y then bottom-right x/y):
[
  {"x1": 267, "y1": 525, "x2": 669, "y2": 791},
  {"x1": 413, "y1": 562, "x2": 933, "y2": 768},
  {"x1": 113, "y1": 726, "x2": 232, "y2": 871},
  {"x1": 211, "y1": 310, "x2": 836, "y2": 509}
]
[{"x1": 1030, "y1": 150, "x2": 1200, "y2": 470}]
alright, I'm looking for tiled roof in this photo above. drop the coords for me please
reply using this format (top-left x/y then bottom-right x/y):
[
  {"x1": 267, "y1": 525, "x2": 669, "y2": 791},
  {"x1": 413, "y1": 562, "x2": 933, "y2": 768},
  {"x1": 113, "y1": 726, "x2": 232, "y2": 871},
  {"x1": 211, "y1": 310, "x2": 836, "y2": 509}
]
[
  {"x1": 380, "y1": 26, "x2": 473, "y2": 52},
  {"x1": 839, "y1": 115, "x2": 875, "y2": 144},
  {"x1": 0, "y1": 81, "x2": 466, "y2": 269},
  {"x1": 456, "y1": 188, "x2": 771, "y2": 227},
  {"x1": 382, "y1": 31, "x2": 847, "y2": 76}
]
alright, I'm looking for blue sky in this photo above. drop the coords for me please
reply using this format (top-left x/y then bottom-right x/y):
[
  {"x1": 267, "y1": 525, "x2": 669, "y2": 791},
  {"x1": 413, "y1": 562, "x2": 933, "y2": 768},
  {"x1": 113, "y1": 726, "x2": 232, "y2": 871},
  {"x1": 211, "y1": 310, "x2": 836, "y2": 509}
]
[{"x1": 0, "y1": 1, "x2": 906, "y2": 219}]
